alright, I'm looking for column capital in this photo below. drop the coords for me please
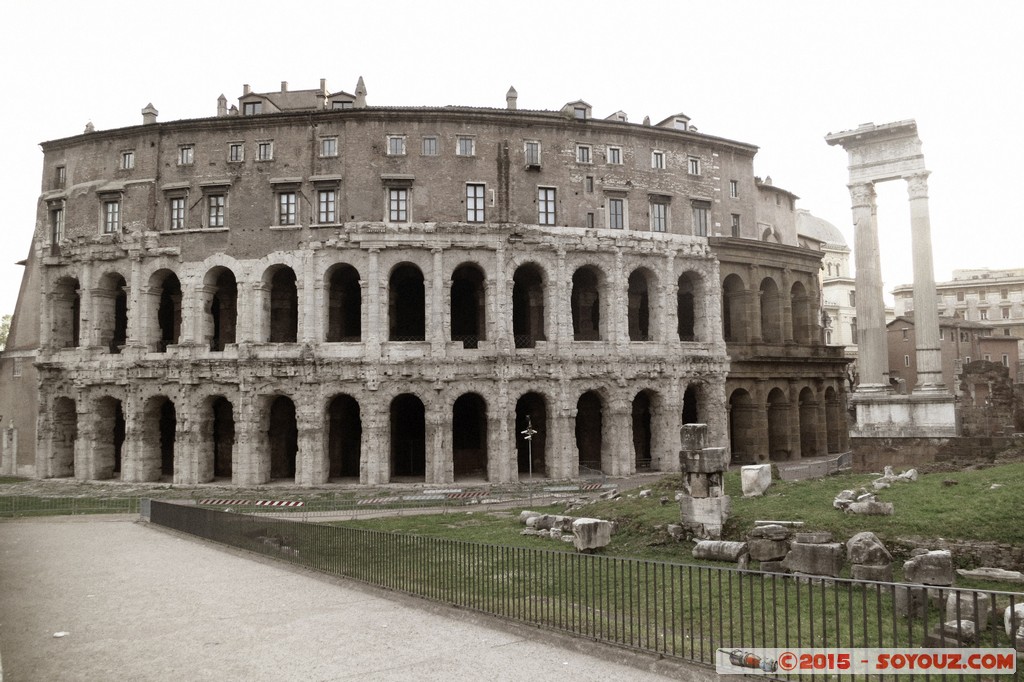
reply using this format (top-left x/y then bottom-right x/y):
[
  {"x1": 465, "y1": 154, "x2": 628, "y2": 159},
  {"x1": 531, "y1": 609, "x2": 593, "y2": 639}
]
[
  {"x1": 848, "y1": 182, "x2": 876, "y2": 207},
  {"x1": 904, "y1": 171, "x2": 931, "y2": 199}
]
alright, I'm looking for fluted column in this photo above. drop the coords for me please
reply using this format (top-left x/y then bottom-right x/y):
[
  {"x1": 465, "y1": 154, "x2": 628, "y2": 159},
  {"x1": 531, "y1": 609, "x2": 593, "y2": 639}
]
[
  {"x1": 906, "y1": 172, "x2": 945, "y2": 391},
  {"x1": 849, "y1": 182, "x2": 888, "y2": 391}
]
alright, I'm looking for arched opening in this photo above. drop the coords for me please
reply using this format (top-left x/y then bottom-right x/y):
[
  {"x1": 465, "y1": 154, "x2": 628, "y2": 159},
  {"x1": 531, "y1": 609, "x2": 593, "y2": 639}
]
[
  {"x1": 571, "y1": 266, "x2": 603, "y2": 341},
  {"x1": 153, "y1": 271, "x2": 182, "y2": 352},
  {"x1": 515, "y1": 392, "x2": 547, "y2": 477},
  {"x1": 798, "y1": 386, "x2": 820, "y2": 458},
  {"x1": 206, "y1": 268, "x2": 237, "y2": 351},
  {"x1": 575, "y1": 391, "x2": 603, "y2": 472},
  {"x1": 327, "y1": 394, "x2": 361, "y2": 479},
  {"x1": 390, "y1": 394, "x2": 426, "y2": 480},
  {"x1": 453, "y1": 393, "x2": 487, "y2": 480},
  {"x1": 51, "y1": 397, "x2": 77, "y2": 478},
  {"x1": 728, "y1": 389, "x2": 755, "y2": 464},
  {"x1": 759, "y1": 277, "x2": 782, "y2": 343},
  {"x1": 722, "y1": 274, "x2": 746, "y2": 343},
  {"x1": 451, "y1": 264, "x2": 486, "y2": 348},
  {"x1": 52, "y1": 276, "x2": 81, "y2": 349},
  {"x1": 791, "y1": 281, "x2": 812, "y2": 345},
  {"x1": 268, "y1": 267, "x2": 298, "y2": 343},
  {"x1": 141, "y1": 395, "x2": 176, "y2": 480},
  {"x1": 96, "y1": 272, "x2": 128, "y2": 354},
  {"x1": 677, "y1": 272, "x2": 698, "y2": 341},
  {"x1": 825, "y1": 386, "x2": 843, "y2": 453},
  {"x1": 631, "y1": 390, "x2": 653, "y2": 471},
  {"x1": 767, "y1": 387, "x2": 790, "y2": 461},
  {"x1": 682, "y1": 384, "x2": 700, "y2": 425},
  {"x1": 326, "y1": 264, "x2": 361, "y2": 342},
  {"x1": 627, "y1": 269, "x2": 654, "y2": 341},
  {"x1": 512, "y1": 263, "x2": 546, "y2": 348},
  {"x1": 211, "y1": 397, "x2": 234, "y2": 479},
  {"x1": 389, "y1": 264, "x2": 425, "y2": 341},
  {"x1": 94, "y1": 396, "x2": 124, "y2": 479},
  {"x1": 267, "y1": 396, "x2": 298, "y2": 480}
]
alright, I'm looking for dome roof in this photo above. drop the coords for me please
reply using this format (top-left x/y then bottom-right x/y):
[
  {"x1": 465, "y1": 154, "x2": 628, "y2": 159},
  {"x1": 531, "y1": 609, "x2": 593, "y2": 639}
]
[{"x1": 796, "y1": 210, "x2": 847, "y2": 248}]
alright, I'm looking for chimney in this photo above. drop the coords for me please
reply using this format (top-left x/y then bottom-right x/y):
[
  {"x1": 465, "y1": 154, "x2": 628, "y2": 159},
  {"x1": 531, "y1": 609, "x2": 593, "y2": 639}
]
[
  {"x1": 243, "y1": 83, "x2": 251, "y2": 95},
  {"x1": 354, "y1": 76, "x2": 367, "y2": 108},
  {"x1": 141, "y1": 103, "x2": 158, "y2": 125},
  {"x1": 506, "y1": 86, "x2": 518, "y2": 110},
  {"x1": 320, "y1": 78, "x2": 327, "y2": 93},
  {"x1": 280, "y1": 80, "x2": 288, "y2": 92},
  {"x1": 84, "y1": 121, "x2": 95, "y2": 133},
  {"x1": 216, "y1": 94, "x2": 227, "y2": 117}
]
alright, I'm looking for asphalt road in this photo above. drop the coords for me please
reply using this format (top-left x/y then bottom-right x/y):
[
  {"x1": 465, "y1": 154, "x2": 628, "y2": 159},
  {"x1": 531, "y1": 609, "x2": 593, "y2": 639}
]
[{"x1": 0, "y1": 516, "x2": 705, "y2": 681}]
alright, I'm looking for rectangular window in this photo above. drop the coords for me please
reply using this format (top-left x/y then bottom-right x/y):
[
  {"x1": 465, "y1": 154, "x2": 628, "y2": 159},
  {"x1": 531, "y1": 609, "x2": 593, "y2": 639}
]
[
  {"x1": 980, "y1": 309, "x2": 989, "y2": 320},
  {"x1": 651, "y1": 151, "x2": 665, "y2": 169},
  {"x1": 576, "y1": 144, "x2": 591, "y2": 164},
  {"x1": 389, "y1": 188, "x2": 408, "y2": 222},
  {"x1": 691, "y1": 201, "x2": 709, "y2": 237},
  {"x1": 387, "y1": 135, "x2": 406, "y2": 156},
  {"x1": 574, "y1": 106, "x2": 586, "y2": 119},
  {"x1": 278, "y1": 192, "x2": 296, "y2": 225},
  {"x1": 207, "y1": 194, "x2": 225, "y2": 228},
  {"x1": 332, "y1": 100, "x2": 353, "y2": 110},
  {"x1": 650, "y1": 202, "x2": 667, "y2": 233},
  {"x1": 525, "y1": 141, "x2": 540, "y2": 166},
  {"x1": 1001, "y1": 288, "x2": 1009, "y2": 299},
  {"x1": 51, "y1": 207, "x2": 65, "y2": 243},
  {"x1": 422, "y1": 136, "x2": 438, "y2": 156},
  {"x1": 466, "y1": 183, "x2": 485, "y2": 222},
  {"x1": 103, "y1": 200, "x2": 120, "y2": 233},
  {"x1": 688, "y1": 157, "x2": 701, "y2": 175},
  {"x1": 178, "y1": 145, "x2": 194, "y2": 166},
  {"x1": 731, "y1": 213, "x2": 740, "y2": 237},
  {"x1": 965, "y1": 356, "x2": 971, "y2": 364},
  {"x1": 257, "y1": 141, "x2": 273, "y2": 161},
  {"x1": 457, "y1": 136, "x2": 475, "y2": 157},
  {"x1": 608, "y1": 198, "x2": 624, "y2": 229},
  {"x1": 957, "y1": 291, "x2": 965, "y2": 302},
  {"x1": 1003, "y1": 307, "x2": 1011, "y2": 319},
  {"x1": 242, "y1": 101, "x2": 262, "y2": 116},
  {"x1": 1005, "y1": 329, "x2": 1012, "y2": 336},
  {"x1": 1003, "y1": 354, "x2": 1010, "y2": 367},
  {"x1": 851, "y1": 318, "x2": 858, "y2": 344},
  {"x1": 55, "y1": 165, "x2": 66, "y2": 188},
  {"x1": 586, "y1": 212, "x2": 594, "y2": 228},
  {"x1": 849, "y1": 291, "x2": 856, "y2": 307},
  {"x1": 317, "y1": 189, "x2": 336, "y2": 224},
  {"x1": 12, "y1": 357, "x2": 22, "y2": 377},
  {"x1": 169, "y1": 196, "x2": 186, "y2": 230},
  {"x1": 729, "y1": 180, "x2": 738, "y2": 198},
  {"x1": 940, "y1": 329, "x2": 945, "y2": 341},
  {"x1": 607, "y1": 146, "x2": 622, "y2": 165},
  {"x1": 538, "y1": 187, "x2": 556, "y2": 225},
  {"x1": 904, "y1": 354, "x2": 910, "y2": 367},
  {"x1": 984, "y1": 354, "x2": 992, "y2": 362},
  {"x1": 228, "y1": 143, "x2": 244, "y2": 162},
  {"x1": 121, "y1": 150, "x2": 135, "y2": 170},
  {"x1": 320, "y1": 137, "x2": 338, "y2": 157},
  {"x1": 585, "y1": 176, "x2": 594, "y2": 193},
  {"x1": 902, "y1": 328, "x2": 909, "y2": 340}
]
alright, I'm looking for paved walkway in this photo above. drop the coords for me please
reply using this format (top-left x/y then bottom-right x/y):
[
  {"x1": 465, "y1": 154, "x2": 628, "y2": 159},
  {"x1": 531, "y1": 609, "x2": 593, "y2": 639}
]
[{"x1": 0, "y1": 517, "x2": 705, "y2": 681}]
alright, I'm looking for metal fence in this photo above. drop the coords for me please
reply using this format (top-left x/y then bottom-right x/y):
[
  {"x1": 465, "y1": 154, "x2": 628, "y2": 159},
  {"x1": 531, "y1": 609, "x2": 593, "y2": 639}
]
[
  {"x1": 0, "y1": 495, "x2": 140, "y2": 517},
  {"x1": 149, "y1": 500, "x2": 1023, "y2": 678}
]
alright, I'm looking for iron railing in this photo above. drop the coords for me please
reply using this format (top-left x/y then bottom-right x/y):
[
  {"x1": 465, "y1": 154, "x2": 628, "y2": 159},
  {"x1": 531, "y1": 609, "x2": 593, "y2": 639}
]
[
  {"x1": 148, "y1": 501, "x2": 1023, "y2": 678},
  {"x1": 0, "y1": 495, "x2": 140, "y2": 517}
]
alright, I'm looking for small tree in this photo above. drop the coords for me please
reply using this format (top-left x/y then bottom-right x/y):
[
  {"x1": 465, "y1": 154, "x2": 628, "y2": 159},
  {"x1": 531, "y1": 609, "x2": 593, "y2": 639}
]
[{"x1": 0, "y1": 314, "x2": 10, "y2": 351}]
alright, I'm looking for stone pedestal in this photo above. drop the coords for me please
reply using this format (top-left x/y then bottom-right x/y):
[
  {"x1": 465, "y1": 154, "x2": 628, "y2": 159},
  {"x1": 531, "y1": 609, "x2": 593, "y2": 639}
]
[
  {"x1": 678, "y1": 424, "x2": 730, "y2": 539},
  {"x1": 851, "y1": 392, "x2": 957, "y2": 438}
]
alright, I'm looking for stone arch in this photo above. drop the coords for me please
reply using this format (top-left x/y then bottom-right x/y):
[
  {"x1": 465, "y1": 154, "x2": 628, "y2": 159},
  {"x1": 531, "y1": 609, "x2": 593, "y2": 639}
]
[
  {"x1": 799, "y1": 386, "x2": 820, "y2": 458},
  {"x1": 631, "y1": 389, "x2": 655, "y2": 470},
  {"x1": 575, "y1": 390, "x2": 604, "y2": 472},
  {"x1": 196, "y1": 395, "x2": 234, "y2": 481},
  {"x1": 791, "y1": 280, "x2": 813, "y2": 345},
  {"x1": 267, "y1": 395, "x2": 298, "y2": 480},
  {"x1": 95, "y1": 271, "x2": 128, "y2": 354},
  {"x1": 759, "y1": 277, "x2": 783, "y2": 343},
  {"x1": 52, "y1": 276, "x2": 81, "y2": 349},
  {"x1": 677, "y1": 271, "x2": 705, "y2": 341},
  {"x1": 389, "y1": 263, "x2": 426, "y2": 341},
  {"x1": 452, "y1": 393, "x2": 487, "y2": 480},
  {"x1": 147, "y1": 269, "x2": 182, "y2": 352},
  {"x1": 722, "y1": 273, "x2": 746, "y2": 342},
  {"x1": 627, "y1": 268, "x2": 656, "y2": 342},
  {"x1": 94, "y1": 395, "x2": 125, "y2": 479},
  {"x1": 203, "y1": 267, "x2": 238, "y2": 351},
  {"x1": 325, "y1": 263, "x2": 361, "y2": 342},
  {"x1": 327, "y1": 394, "x2": 361, "y2": 479},
  {"x1": 824, "y1": 386, "x2": 843, "y2": 453},
  {"x1": 512, "y1": 262, "x2": 546, "y2": 348},
  {"x1": 767, "y1": 387, "x2": 791, "y2": 461},
  {"x1": 451, "y1": 263, "x2": 486, "y2": 348},
  {"x1": 141, "y1": 395, "x2": 176, "y2": 481},
  {"x1": 571, "y1": 265, "x2": 605, "y2": 341},
  {"x1": 515, "y1": 392, "x2": 547, "y2": 477},
  {"x1": 51, "y1": 397, "x2": 77, "y2": 478},
  {"x1": 390, "y1": 393, "x2": 426, "y2": 480},
  {"x1": 265, "y1": 265, "x2": 298, "y2": 343},
  {"x1": 728, "y1": 388, "x2": 756, "y2": 464}
]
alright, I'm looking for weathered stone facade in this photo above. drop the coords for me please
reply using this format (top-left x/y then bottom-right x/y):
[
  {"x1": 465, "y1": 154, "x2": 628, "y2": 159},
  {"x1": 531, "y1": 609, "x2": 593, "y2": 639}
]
[{"x1": 0, "y1": 79, "x2": 851, "y2": 485}]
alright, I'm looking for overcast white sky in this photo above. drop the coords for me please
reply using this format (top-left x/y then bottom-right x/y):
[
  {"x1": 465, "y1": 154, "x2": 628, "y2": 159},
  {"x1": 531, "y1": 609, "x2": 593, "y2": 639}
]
[{"x1": 2, "y1": 0, "x2": 1021, "y2": 318}]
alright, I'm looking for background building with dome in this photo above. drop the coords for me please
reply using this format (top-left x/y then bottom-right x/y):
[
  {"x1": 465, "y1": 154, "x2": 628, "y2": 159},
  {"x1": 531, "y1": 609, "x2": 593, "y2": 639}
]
[{"x1": 0, "y1": 78, "x2": 851, "y2": 484}]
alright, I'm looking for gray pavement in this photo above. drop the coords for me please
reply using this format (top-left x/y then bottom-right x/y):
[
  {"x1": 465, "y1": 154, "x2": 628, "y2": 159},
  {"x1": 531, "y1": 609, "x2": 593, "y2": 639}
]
[{"x1": 0, "y1": 516, "x2": 706, "y2": 681}]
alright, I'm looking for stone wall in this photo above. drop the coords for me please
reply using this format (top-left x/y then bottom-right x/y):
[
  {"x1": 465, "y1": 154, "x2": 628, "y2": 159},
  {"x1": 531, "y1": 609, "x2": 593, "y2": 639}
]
[
  {"x1": 893, "y1": 537, "x2": 1024, "y2": 572},
  {"x1": 852, "y1": 436, "x2": 1012, "y2": 472}
]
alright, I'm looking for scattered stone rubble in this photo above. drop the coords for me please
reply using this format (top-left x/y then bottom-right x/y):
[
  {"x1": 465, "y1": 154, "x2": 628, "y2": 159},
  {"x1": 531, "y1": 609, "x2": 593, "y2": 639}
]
[
  {"x1": 846, "y1": 531, "x2": 893, "y2": 581},
  {"x1": 518, "y1": 510, "x2": 614, "y2": 552},
  {"x1": 832, "y1": 488, "x2": 894, "y2": 515},
  {"x1": 740, "y1": 464, "x2": 772, "y2": 498},
  {"x1": 871, "y1": 465, "x2": 918, "y2": 490}
]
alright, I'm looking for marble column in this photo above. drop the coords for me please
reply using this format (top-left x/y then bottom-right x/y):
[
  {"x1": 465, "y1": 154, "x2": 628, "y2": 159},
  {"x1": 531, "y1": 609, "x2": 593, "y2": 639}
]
[
  {"x1": 906, "y1": 172, "x2": 945, "y2": 391},
  {"x1": 849, "y1": 182, "x2": 888, "y2": 391}
]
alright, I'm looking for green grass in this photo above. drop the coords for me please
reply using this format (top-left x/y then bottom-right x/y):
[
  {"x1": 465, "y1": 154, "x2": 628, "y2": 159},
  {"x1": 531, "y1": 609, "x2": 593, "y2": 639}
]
[{"x1": 0, "y1": 476, "x2": 26, "y2": 485}]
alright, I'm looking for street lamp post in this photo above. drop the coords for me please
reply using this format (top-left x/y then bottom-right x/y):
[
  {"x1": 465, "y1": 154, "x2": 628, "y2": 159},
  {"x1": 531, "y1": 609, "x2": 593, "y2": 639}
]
[{"x1": 520, "y1": 416, "x2": 538, "y2": 503}]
